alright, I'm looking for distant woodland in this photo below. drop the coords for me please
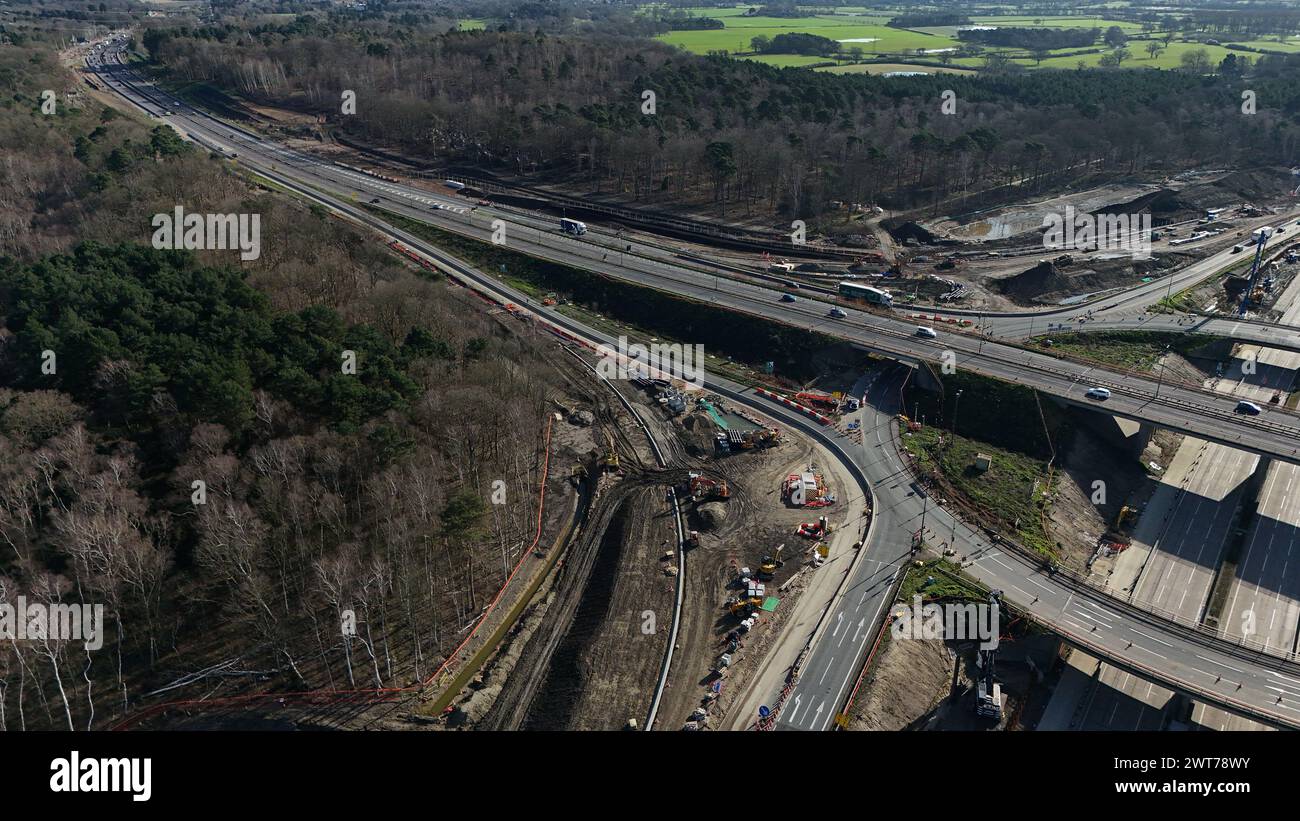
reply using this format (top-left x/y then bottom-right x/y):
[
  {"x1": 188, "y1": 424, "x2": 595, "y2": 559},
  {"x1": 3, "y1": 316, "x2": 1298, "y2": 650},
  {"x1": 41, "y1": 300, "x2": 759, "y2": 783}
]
[{"x1": 140, "y1": 16, "x2": 1300, "y2": 220}]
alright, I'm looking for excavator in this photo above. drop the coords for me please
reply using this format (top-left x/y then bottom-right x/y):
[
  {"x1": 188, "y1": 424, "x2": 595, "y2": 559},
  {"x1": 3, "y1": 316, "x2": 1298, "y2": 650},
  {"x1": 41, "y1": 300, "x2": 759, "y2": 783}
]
[
  {"x1": 687, "y1": 472, "x2": 730, "y2": 501},
  {"x1": 569, "y1": 463, "x2": 587, "y2": 487},
  {"x1": 728, "y1": 596, "x2": 763, "y2": 617},
  {"x1": 1100, "y1": 504, "x2": 1138, "y2": 548},
  {"x1": 758, "y1": 544, "x2": 785, "y2": 579},
  {"x1": 602, "y1": 430, "x2": 619, "y2": 472}
]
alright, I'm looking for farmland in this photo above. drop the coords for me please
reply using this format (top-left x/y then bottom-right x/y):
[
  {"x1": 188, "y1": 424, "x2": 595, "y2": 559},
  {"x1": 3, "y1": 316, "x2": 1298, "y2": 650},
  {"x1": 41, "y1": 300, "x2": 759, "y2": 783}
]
[
  {"x1": 823, "y1": 62, "x2": 976, "y2": 75},
  {"x1": 657, "y1": 16, "x2": 952, "y2": 57},
  {"x1": 655, "y1": 6, "x2": 1239, "y2": 72}
]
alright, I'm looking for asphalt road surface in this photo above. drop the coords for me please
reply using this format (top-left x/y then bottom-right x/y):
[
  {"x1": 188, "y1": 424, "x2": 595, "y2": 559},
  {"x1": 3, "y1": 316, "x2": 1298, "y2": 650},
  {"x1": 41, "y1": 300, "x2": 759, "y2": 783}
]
[
  {"x1": 82, "y1": 40, "x2": 1300, "y2": 729},
  {"x1": 85, "y1": 45, "x2": 1300, "y2": 468}
]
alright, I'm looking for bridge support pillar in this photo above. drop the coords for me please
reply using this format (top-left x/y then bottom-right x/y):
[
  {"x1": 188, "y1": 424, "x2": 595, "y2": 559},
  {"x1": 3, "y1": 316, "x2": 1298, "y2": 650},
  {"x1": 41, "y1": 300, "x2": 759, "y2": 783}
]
[
  {"x1": 914, "y1": 364, "x2": 942, "y2": 392},
  {"x1": 1115, "y1": 419, "x2": 1155, "y2": 459}
]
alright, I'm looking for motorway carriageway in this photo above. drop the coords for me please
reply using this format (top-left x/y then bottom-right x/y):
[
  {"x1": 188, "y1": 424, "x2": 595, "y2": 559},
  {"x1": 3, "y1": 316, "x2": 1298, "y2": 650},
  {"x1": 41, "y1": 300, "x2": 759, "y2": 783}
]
[
  {"x1": 86, "y1": 43, "x2": 1300, "y2": 729},
  {"x1": 87, "y1": 48, "x2": 1300, "y2": 469}
]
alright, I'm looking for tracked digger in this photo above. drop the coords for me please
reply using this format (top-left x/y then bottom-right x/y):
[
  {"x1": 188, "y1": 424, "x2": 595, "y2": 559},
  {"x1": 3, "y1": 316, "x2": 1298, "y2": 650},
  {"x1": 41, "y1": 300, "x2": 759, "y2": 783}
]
[
  {"x1": 686, "y1": 472, "x2": 730, "y2": 501},
  {"x1": 602, "y1": 429, "x2": 620, "y2": 472},
  {"x1": 758, "y1": 544, "x2": 785, "y2": 579}
]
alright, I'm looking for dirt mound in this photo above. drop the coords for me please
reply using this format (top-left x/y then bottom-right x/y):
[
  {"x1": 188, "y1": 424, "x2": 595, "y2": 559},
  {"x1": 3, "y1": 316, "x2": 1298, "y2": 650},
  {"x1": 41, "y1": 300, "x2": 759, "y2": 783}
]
[
  {"x1": 696, "y1": 501, "x2": 729, "y2": 529},
  {"x1": 993, "y1": 261, "x2": 1074, "y2": 301},
  {"x1": 1182, "y1": 167, "x2": 1297, "y2": 208},
  {"x1": 679, "y1": 410, "x2": 721, "y2": 455},
  {"x1": 991, "y1": 256, "x2": 1155, "y2": 305},
  {"x1": 847, "y1": 636, "x2": 961, "y2": 731},
  {"x1": 883, "y1": 219, "x2": 939, "y2": 246},
  {"x1": 1104, "y1": 188, "x2": 1190, "y2": 217}
]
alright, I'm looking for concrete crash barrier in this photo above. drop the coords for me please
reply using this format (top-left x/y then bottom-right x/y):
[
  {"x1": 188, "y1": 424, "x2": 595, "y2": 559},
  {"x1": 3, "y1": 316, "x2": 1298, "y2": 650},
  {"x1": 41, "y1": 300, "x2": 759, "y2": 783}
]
[{"x1": 753, "y1": 388, "x2": 834, "y2": 426}]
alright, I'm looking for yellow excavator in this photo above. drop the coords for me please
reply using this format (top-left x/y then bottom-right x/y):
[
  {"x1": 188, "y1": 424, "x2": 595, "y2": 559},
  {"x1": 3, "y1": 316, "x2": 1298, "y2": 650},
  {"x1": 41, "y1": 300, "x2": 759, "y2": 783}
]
[
  {"x1": 602, "y1": 430, "x2": 619, "y2": 471},
  {"x1": 1115, "y1": 505, "x2": 1138, "y2": 531},
  {"x1": 759, "y1": 544, "x2": 785, "y2": 579}
]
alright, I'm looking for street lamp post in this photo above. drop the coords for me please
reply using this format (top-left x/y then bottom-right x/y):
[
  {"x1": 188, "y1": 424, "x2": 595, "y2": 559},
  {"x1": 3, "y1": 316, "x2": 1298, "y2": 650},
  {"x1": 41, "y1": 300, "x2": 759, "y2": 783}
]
[
  {"x1": 918, "y1": 490, "x2": 929, "y2": 547},
  {"x1": 1154, "y1": 344, "x2": 1171, "y2": 400},
  {"x1": 945, "y1": 388, "x2": 964, "y2": 549}
]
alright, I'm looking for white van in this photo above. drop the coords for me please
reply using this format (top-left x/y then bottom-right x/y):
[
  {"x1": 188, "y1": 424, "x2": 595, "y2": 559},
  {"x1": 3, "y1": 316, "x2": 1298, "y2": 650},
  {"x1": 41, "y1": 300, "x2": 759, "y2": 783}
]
[{"x1": 916, "y1": 326, "x2": 938, "y2": 339}]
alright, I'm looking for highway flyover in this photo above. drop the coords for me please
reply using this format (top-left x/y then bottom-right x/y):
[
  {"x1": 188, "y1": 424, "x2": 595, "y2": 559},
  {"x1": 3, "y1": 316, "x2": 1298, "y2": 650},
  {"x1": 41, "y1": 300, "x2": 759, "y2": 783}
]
[
  {"x1": 84, "y1": 41, "x2": 1300, "y2": 729},
  {"x1": 87, "y1": 47, "x2": 1300, "y2": 468}
]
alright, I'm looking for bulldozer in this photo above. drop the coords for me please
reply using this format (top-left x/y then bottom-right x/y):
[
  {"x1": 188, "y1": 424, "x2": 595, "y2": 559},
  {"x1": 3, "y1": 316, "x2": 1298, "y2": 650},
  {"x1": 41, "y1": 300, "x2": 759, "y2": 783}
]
[{"x1": 728, "y1": 596, "x2": 763, "y2": 616}]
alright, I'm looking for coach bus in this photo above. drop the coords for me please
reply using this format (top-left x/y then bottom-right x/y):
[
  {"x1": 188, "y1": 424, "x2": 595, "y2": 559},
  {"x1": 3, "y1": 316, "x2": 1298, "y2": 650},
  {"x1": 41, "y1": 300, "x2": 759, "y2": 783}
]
[{"x1": 838, "y1": 281, "x2": 893, "y2": 307}]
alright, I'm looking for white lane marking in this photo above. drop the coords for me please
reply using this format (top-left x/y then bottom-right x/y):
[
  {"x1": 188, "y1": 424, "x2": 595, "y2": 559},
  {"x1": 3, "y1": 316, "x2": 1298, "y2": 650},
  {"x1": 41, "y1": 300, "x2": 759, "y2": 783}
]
[
  {"x1": 1078, "y1": 598, "x2": 1120, "y2": 620},
  {"x1": 1071, "y1": 609, "x2": 1110, "y2": 625},
  {"x1": 1130, "y1": 628, "x2": 1174, "y2": 648},
  {"x1": 1129, "y1": 643, "x2": 1167, "y2": 660},
  {"x1": 820, "y1": 659, "x2": 835, "y2": 684},
  {"x1": 1194, "y1": 654, "x2": 1245, "y2": 675},
  {"x1": 1024, "y1": 575, "x2": 1059, "y2": 595},
  {"x1": 988, "y1": 556, "x2": 1016, "y2": 571}
]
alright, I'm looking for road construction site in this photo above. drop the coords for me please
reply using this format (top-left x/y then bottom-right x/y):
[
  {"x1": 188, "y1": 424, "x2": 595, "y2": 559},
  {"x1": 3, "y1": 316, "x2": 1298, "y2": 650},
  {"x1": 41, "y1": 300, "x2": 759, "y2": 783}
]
[
  {"x1": 183, "y1": 77, "x2": 1300, "y2": 319},
  {"x1": 433, "y1": 346, "x2": 871, "y2": 731},
  {"x1": 90, "y1": 41, "x2": 1300, "y2": 730}
]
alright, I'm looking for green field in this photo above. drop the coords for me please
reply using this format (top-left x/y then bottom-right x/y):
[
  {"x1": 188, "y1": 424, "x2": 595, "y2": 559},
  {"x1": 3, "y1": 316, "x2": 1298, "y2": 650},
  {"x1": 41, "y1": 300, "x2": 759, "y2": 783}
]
[
  {"x1": 914, "y1": 16, "x2": 1146, "y2": 38},
  {"x1": 655, "y1": 7, "x2": 1243, "y2": 73},
  {"x1": 1226, "y1": 38, "x2": 1300, "y2": 53},
  {"x1": 669, "y1": 5, "x2": 891, "y2": 24},
  {"x1": 946, "y1": 39, "x2": 1237, "y2": 70},
  {"x1": 750, "y1": 54, "x2": 836, "y2": 67},
  {"x1": 659, "y1": 17, "x2": 956, "y2": 56},
  {"x1": 823, "y1": 61, "x2": 975, "y2": 75},
  {"x1": 967, "y1": 15, "x2": 1145, "y2": 29}
]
